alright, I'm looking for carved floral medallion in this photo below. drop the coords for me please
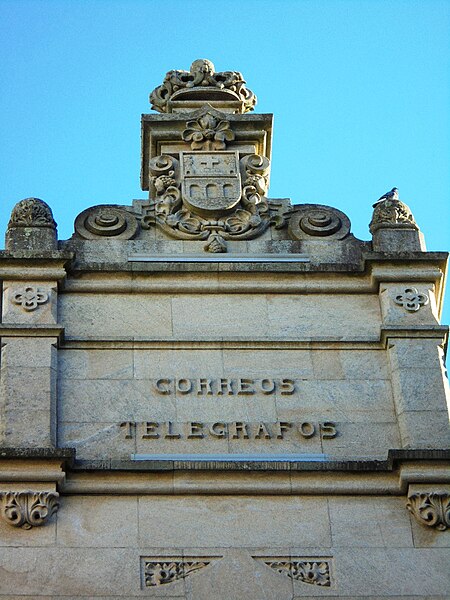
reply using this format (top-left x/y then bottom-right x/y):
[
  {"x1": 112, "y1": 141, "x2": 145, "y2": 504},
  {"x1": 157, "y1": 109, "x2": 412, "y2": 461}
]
[
  {"x1": 393, "y1": 287, "x2": 429, "y2": 312},
  {"x1": 12, "y1": 286, "x2": 49, "y2": 311}
]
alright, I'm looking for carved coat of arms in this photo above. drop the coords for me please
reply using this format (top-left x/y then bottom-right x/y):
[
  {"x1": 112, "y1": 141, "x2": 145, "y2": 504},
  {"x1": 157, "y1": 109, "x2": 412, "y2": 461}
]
[{"x1": 180, "y1": 151, "x2": 241, "y2": 218}]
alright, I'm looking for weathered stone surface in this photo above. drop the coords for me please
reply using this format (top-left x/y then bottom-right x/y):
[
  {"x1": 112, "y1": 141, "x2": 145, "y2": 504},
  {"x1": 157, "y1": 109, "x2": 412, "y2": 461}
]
[{"x1": 0, "y1": 59, "x2": 449, "y2": 600}]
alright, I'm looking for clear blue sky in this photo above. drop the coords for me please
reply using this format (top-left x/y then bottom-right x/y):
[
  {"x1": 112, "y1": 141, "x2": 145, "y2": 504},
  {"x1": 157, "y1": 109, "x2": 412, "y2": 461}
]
[{"x1": 1, "y1": 0, "x2": 449, "y2": 320}]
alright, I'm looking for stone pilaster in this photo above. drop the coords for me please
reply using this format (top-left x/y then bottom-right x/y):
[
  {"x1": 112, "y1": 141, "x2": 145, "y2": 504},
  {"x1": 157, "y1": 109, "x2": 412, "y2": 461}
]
[
  {"x1": 0, "y1": 199, "x2": 70, "y2": 448},
  {"x1": 380, "y1": 282, "x2": 450, "y2": 448}
]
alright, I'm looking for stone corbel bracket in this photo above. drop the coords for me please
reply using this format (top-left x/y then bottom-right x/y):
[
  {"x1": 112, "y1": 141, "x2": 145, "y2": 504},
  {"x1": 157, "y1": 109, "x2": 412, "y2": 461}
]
[
  {"x1": 0, "y1": 490, "x2": 60, "y2": 529},
  {"x1": 407, "y1": 489, "x2": 450, "y2": 531}
]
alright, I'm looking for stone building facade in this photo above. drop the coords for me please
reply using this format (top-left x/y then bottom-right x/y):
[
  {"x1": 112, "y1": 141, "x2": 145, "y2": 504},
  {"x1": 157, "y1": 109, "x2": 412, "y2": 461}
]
[{"x1": 0, "y1": 59, "x2": 449, "y2": 599}]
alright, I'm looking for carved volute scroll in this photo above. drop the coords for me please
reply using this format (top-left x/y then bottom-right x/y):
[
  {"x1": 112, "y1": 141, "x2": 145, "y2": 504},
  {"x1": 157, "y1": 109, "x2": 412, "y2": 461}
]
[
  {"x1": 74, "y1": 205, "x2": 139, "y2": 240},
  {"x1": 0, "y1": 491, "x2": 60, "y2": 529},
  {"x1": 288, "y1": 204, "x2": 351, "y2": 240}
]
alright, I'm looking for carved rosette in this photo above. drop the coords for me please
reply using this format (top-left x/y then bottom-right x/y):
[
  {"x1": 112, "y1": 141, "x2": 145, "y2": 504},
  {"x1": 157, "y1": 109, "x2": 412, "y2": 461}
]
[
  {"x1": 142, "y1": 557, "x2": 219, "y2": 587},
  {"x1": 74, "y1": 205, "x2": 139, "y2": 240},
  {"x1": 12, "y1": 286, "x2": 49, "y2": 311},
  {"x1": 407, "y1": 492, "x2": 450, "y2": 531},
  {"x1": 287, "y1": 204, "x2": 351, "y2": 240},
  {"x1": 150, "y1": 59, "x2": 256, "y2": 114},
  {"x1": 0, "y1": 491, "x2": 60, "y2": 529},
  {"x1": 369, "y1": 198, "x2": 418, "y2": 233},
  {"x1": 142, "y1": 151, "x2": 272, "y2": 252},
  {"x1": 256, "y1": 557, "x2": 331, "y2": 586},
  {"x1": 182, "y1": 113, "x2": 235, "y2": 151},
  {"x1": 393, "y1": 287, "x2": 429, "y2": 312},
  {"x1": 8, "y1": 198, "x2": 56, "y2": 229}
]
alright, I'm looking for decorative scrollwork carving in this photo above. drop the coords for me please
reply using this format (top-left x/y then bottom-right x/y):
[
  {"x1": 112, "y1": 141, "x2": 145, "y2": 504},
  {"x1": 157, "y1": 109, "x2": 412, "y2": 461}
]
[
  {"x1": 12, "y1": 286, "x2": 49, "y2": 311},
  {"x1": 407, "y1": 492, "x2": 450, "y2": 530},
  {"x1": 0, "y1": 491, "x2": 59, "y2": 529},
  {"x1": 150, "y1": 59, "x2": 257, "y2": 114},
  {"x1": 182, "y1": 113, "x2": 235, "y2": 151},
  {"x1": 256, "y1": 557, "x2": 331, "y2": 586},
  {"x1": 142, "y1": 557, "x2": 219, "y2": 587},
  {"x1": 8, "y1": 198, "x2": 56, "y2": 229},
  {"x1": 74, "y1": 205, "x2": 138, "y2": 240},
  {"x1": 288, "y1": 204, "x2": 350, "y2": 240},
  {"x1": 393, "y1": 287, "x2": 429, "y2": 312}
]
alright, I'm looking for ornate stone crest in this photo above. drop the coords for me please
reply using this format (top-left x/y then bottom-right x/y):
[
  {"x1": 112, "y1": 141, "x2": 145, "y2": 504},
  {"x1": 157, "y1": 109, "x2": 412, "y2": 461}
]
[{"x1": 142, "y1": 150, "x2": 272, "y2": 252}]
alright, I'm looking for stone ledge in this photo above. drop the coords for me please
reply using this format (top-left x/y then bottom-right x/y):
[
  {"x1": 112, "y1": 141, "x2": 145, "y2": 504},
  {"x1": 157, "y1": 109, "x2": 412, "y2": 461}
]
[
  {"x1": 0, "y1": 324, "x2": 65, "y2": 340},
  {"x1": 0, "y1": 447, "x2": 75, "y2": 465},
  {"x1": 71, "y1": 449, "x2": 450, "y2": 473}
]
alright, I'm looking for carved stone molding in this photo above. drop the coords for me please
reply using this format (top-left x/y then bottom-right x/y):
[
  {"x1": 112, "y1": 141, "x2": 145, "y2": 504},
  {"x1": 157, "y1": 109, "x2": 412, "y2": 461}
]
[
  {"x1": 288, "y1": 204, "x2": 351, "y2": 240},
  {"x1": 74, "y1": 205, "x2": 139, "y2": 240},
  {"x1": 142, "y1": 151, "x2": 272, "y2": 252},
  {"x1": 8, "y1": 198, "x2": 57, "y2": 229},
  {"x1": 12, "y1": 286, "x2": 49, "y2": 311},
  {"x1": 393, "y1": 287, "x2": 429, "y2": 312},
  {"x1": 255, "y1": 557, "x2": 332, "y2": 586},
  {"x1": 150, "y1": 58, "x2": 257, "y2": 114},
  {"x1": 141, "y1": 556, "x2": 220, "y2": 587},
  {"x1": 0, "y1": 491, "x2": 60, "y2": 529},
  {"x1": 407, "y1": 492, "x2": 450, "y2": 531}
]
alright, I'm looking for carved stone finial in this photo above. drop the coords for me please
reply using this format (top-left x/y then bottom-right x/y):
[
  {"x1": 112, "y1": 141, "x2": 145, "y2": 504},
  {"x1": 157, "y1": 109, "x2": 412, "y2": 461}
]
[
  {"x1": 407, "y1": 492, "x2": 450, "y2": 531},
  {"x1": 6, "y1": 198, "x2": 58, "y2": 251},
  {"x1": 149, "y1": 59, "x2": 257, "y2": 114},
  {"x1": 0, "y1": 491, "x2": 60, "y2": 529},
  {"x1": 8, "y1": 198, "x2": 56, "y2": 229},
  {"x1": 369, "y1": 188, "x2": 417, "y2": 234}
]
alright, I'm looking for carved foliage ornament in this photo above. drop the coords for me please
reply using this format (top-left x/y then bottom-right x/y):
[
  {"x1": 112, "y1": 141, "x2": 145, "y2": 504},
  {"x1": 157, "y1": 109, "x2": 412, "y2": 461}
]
[
  {"x1": 143, "y1": 151, "x2": 271, "y2": 252},
  {"x1": 150, "y1": 58, "x2": 257, "y2": 114},
  {"x1": 369, "y1": 198, "x2": 417, "y2": 234},
  {"x1": 0, "y1": 491, "x2": 59, "y2": 529},
  {"x1": 394, "y1": 287, "x2": 429, "y2": 312},
  {"x1": 74, "y1": 205, "x2": 139, "y2": 240},
  {"x1": 407, "y1": 492, "x2": 450, "y2": 531},
  {"x1": 12, "y1": 286, "x2": 49, "y2": 311},
  {"x1": 142, "y1": 557, "x2": 219, "y2": 587},
  {"x1": 256, "y1": 558, "x2": 331, "y2": 586},
  {"x1": 8, "y1": 198, "x2": 57, "y2": 229}
]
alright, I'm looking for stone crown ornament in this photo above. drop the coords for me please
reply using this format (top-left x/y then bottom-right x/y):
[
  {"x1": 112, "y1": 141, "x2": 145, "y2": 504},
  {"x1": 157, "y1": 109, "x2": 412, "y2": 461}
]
[{"x1": 149, "y1": 59, "x2": 257, "y2": 114}]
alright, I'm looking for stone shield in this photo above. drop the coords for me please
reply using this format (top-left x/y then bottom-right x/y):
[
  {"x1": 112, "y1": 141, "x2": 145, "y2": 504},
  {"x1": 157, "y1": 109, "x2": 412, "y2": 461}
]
[{"x1": 180, "y1": 151, "x2": 241, "y2": 218}]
